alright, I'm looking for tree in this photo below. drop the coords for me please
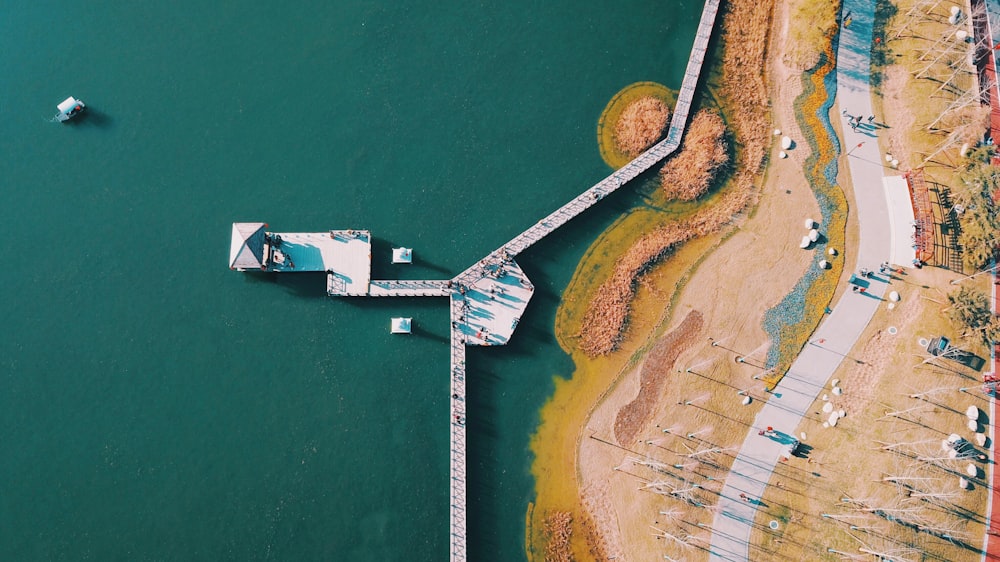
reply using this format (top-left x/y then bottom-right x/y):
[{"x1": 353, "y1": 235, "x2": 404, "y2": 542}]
[
  {"x1": 946, "y1": 286, "x2": 1000, "y2": 347},
  {"x1": 956, "y1": 146, "x2": 1000, "y2": 270},
  {"x1": 958, "y1": 205, "x2": 1000, "y2": 271}
]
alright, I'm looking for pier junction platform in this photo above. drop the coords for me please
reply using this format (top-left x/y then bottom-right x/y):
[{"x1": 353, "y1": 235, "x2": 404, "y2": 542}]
[{"x1": 230, "y1": 0, "x2": 718, "y2": 558}]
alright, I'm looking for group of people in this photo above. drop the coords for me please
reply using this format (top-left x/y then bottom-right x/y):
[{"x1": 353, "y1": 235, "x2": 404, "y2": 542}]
[{"x1": 843, "y1": 111, "x2": 875, "y2": 132}]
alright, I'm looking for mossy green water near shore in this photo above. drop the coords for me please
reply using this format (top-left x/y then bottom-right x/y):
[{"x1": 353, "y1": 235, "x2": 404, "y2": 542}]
[{"x1": 528, "y1": 87, "x2": 748, "y2": 558}]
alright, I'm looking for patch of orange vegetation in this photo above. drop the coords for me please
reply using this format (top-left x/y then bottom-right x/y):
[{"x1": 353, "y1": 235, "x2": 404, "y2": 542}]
[
  {"x1": 613, "y1": 96, "x2": 671, "y2": 157},
  {"x1": 660, "y1": 109, "x2": 729, "y2": 201}
]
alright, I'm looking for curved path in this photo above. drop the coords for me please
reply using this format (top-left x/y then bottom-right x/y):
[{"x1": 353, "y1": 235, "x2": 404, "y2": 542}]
[{"x1": 708, "y1": 2, "x2": 892, "y2": 560}]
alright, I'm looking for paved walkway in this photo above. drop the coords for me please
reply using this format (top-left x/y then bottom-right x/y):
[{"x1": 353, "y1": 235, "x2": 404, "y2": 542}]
[{"x1": 708, "y1": 2, "x2": 893, "y2": 559}]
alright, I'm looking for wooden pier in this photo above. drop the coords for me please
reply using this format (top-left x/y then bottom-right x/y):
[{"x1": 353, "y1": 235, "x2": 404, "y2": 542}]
[
  {"x1": 230, "y1": 0, "x2": 719, "y2": 558},
  {"x1": 448, "y1": 297, "x2": 468, "y2": 560},
  {"x1": 367, "y1": 279, "x2": 452, "y2": 297}
]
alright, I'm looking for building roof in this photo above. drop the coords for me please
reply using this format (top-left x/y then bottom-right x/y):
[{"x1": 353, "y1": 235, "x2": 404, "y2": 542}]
[{"x1": 230, "y1": 222, "x2": 267, "y2": 269}]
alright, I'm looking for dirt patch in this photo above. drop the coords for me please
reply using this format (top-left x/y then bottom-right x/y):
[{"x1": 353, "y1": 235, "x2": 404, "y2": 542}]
[{"x1": 613, "y1": 310, "x2": 704, "y2": 446}]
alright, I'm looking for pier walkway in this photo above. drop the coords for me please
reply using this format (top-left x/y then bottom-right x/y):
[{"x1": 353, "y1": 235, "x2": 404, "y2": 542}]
[
  {"x1": 230, "y1": 0, "x2": 719, "y2": 558},
  {"x1": 446, "y1": 0, "x2": 717, "y2": 557},
  {"x1": 367, "y1": 279, "x2": 452, "y2": 297},
  {"x1": 457, "y1": 0, "x2": 719, "y2": 284},
  {"x1": 448, "y1": 297, "x2": 468, "y2": 560}
]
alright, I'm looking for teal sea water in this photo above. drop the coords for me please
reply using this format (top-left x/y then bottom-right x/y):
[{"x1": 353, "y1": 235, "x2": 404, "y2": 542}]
[{"x1": 0, "y1": 2, "x2": 699, "y2": 560}]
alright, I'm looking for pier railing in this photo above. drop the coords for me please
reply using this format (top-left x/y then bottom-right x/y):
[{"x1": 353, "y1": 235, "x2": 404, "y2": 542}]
[
  {"x1": 367, "y1": 279, "x2": 452, "y2": 297},
  {"x1": 456, "y1": 0, "x2": 720, "y2": 286},
  {"x1": 448, "y1": 296, "x2": 468, "y2": 561}
]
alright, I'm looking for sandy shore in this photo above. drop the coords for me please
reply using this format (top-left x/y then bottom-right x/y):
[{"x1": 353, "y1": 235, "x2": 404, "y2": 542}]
[
  {"x1": 535, "y1": 0, "x2": 827, "y2": 557},
  {"x1": 528, "y1": 0, "x2": 1000, "y2": 557}
]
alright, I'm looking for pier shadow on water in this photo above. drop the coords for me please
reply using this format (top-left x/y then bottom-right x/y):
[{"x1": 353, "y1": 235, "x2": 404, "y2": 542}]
[
  {"x1": 411, "y1": 323, "x2": 448, "y2": 344},
  {"x1": 465, "y1": 361, "x2": 504, "y2": 558},
  {"x1": 241, "y1": 270, "x2": 329, "y2": 299}
]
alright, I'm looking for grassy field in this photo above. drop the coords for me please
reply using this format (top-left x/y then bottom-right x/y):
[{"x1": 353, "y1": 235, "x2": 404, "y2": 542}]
[
  {"x1": 750, "y1": 268, "x2": 991, "y2": 561},
  {"x1": 874, "y1": 0, "x2": 986, "y2": 185},
  {"x1": 747, "y1": 1, "x2": 996, "y2": 559}
]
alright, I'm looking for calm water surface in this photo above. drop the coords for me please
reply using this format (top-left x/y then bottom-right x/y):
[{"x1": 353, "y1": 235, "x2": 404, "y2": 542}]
[{"x1": 0, "y1": 2, "x2": 698, "y2": 559}]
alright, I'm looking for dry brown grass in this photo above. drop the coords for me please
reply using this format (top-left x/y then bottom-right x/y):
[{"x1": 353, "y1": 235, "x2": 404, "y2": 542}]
[
  {"x1": 749, "y1": 270, "x2": 991, "y2": 562},
  {"x1": 543, "y1": 511, "x2": 574, "y2": 562},
  {"x1": 878, "y1": 0, "x2": 979, "y2": 176},
  {"x1": 598, "y1": 83, "x2": 677, "y2": 168},
  {"x1": 783, "y1": 0, "x2": 839, "y2": 70},
  {"x1": 614, "y1": 96, "x2": 671, "y2": 157},
  {"x1": 660, "y1": 109, "x2": 729, "y2": 201},
  {"x1": 577, "y1": 0, "x2": 773, "y2": 358},
  {"x1": 721, "y1": 0, "x2": 772, "y2": 176}
]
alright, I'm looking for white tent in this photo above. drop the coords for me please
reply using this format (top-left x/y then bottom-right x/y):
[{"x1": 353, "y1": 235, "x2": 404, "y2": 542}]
[
  {"x1": 230, "y1": 222, "x2": 267, "y2": 270},
  {"x1": 391, "y1": 317, "x2": 412, "y2": 334},
  {"x1": 392, "y1": 247, "x2": 413, "y2": 264}
]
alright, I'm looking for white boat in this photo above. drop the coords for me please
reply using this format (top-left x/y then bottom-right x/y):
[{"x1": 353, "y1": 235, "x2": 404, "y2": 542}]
[{"x1": 56, "y1": 96, "x2": 85, "y2": 122}]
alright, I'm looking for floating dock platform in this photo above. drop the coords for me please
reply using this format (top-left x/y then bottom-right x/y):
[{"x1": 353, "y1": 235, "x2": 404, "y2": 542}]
[{"x1": 229, "y1": 223, "x2": 372, "y2": 296}]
